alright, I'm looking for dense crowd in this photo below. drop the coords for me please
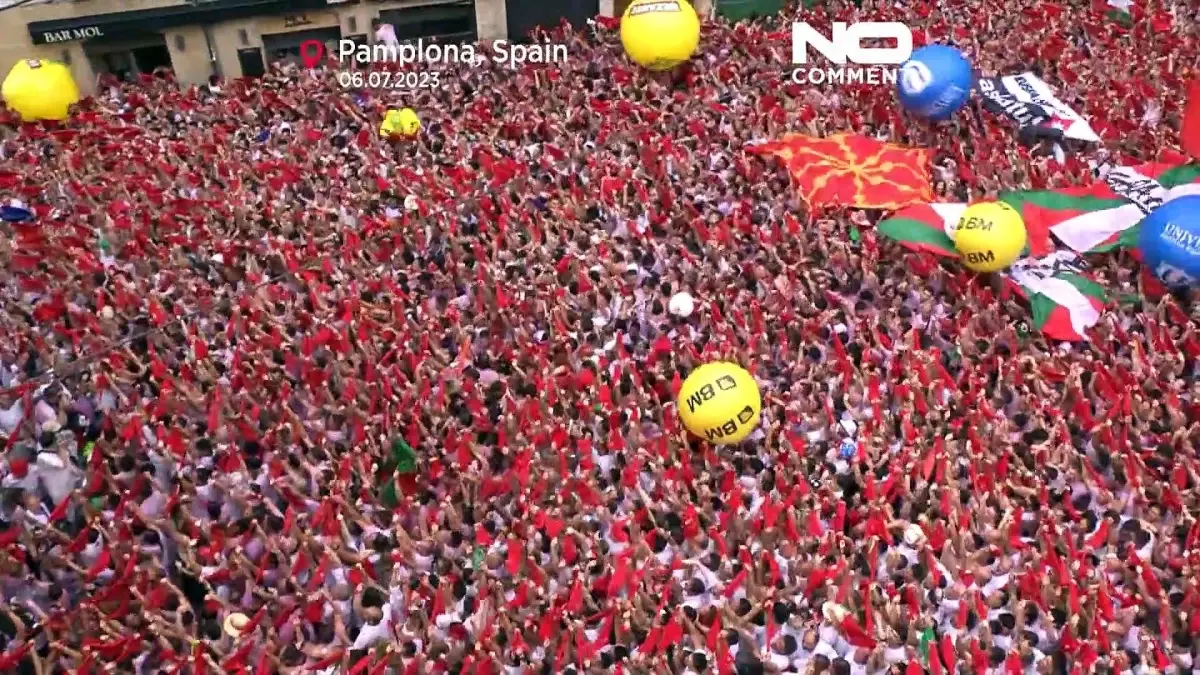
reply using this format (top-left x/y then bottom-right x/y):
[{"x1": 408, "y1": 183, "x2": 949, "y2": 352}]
[{"x1": 1, "y1": 0, "x2": 1199, "y2": 673}]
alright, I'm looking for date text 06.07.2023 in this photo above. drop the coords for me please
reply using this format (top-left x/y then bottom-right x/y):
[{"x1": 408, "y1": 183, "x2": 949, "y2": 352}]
[{"x1": 335, "y1": 70, "x2": 440, "y2": 91}]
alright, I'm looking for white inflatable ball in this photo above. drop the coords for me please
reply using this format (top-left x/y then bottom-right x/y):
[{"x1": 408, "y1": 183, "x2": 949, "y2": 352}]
[{"x1": 668, "y1": 292, "x2": 695, "y2": 317}]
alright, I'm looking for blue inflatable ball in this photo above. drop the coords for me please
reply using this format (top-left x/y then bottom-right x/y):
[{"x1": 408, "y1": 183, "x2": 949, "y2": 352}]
[
  {"x1": 1138, "y1": 195, "x2": 1200, "y2": 288},
  {"x1": 896, "y1": 45, "x2": 973, "y2": 121}
]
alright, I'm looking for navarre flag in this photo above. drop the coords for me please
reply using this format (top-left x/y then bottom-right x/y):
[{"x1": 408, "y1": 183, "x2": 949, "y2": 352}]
[
  {"x1": 1000, "y1": 163, "x2": 1200, "y2": 256},
  {"x1": 746, "y1": 133, "x2": 932, "y2": 209},
  {"x1": 1005, "y1": 252, "x2": 1105, "y2": 342}
]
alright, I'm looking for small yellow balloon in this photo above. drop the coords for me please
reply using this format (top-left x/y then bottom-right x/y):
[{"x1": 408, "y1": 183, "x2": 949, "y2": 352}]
[
  {"x1": 1, "y1": 59, "x2": 79, "y2": 122},
  {"x1": 952, "y1": 201, "x2": 1027, "y2": 273},
  {"x1": 620, "y1": 0, "x2": 701, "y2": 71},
  {"x1": 677, "y1": 362, "x2": 761, "y2": 445}
]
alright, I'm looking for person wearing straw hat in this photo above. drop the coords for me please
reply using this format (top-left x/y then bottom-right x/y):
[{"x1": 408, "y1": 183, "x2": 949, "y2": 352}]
[{"x1": 222, "y1": 612, "x2": 250, "y2": 640}]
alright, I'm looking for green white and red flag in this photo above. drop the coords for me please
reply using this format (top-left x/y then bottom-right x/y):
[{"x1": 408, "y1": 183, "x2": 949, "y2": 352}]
[
  {"x1": 1004, "y1": 252, "x2": 1106, "y2": 342},
  {"x1": 999, "y1": 163, "x2": 1200, "y2": 256},
  {"x1": 876, "y1": 209, "x2": 1106, "y2": 342},
  {"x1": 874, "y1": 203, "x2": 966, "y2": 258}
]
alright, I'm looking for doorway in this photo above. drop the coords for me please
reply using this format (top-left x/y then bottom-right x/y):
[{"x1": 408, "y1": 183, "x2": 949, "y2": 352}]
[
  {"x1": 506, "y1": 0, "x2": 598, "y2": 41},
  {"x1": 132, "y1": 44, "x2": 172, "y2": 72},
  {"x1": 91, "y1": 50, "x2": 136, "y2": 82},
  {"x1": 84, "y1": 34, "x2": 174, "y2": 82},
  {"x1": 237, "y1": 48, "x2": 266, "y2": 78},
  {"x1": 260, "y1": 26, "x2": 341, "y2": 66},
  {"x1": 378, "y1": 2, "x2": 477, "y2": 43}
]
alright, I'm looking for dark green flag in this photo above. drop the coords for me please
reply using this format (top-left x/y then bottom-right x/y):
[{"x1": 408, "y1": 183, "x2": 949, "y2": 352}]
[
  {"x1": 919, "y1": 627, "x2": 935, "y2": 662},
  {"x1": 379, "y1": 437, "x2": 418, "y2": 508},
  {"x1": 379, "y1": 437, "x2": 418, "y2": 476},
  {"x1": 380, "y1": 478, "x2": 400, "y2": 509},
  {"x1": 391, "y1": 438, "x2": 418, "y2": 475}
]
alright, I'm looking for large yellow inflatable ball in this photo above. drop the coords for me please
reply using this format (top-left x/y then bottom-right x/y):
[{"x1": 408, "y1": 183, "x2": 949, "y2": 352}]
[
  {"x1": 1, "y1": 59, "x2": 79, "y2": 122},
  {"x1": 379, "y1": 109, "x2": 401, "y2": 137},
  {"x1": 395, "y1": 107, "x2": 420, "y2": 136},
  {"x1": 677, "y1": 362, "x2": 762, "y2": 445},
  {"x1": 380, "y1": 108, "x2": 420, "y2": 138},
  {"x1": 952, "y1": 201, "x2": 1027, "y2": 273},
  {"x1": 620, "y1": 0, "x2": 701, "y2": 71}
]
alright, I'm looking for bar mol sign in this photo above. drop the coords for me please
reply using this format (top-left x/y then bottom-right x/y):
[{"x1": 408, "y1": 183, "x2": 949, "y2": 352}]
[{"x1": 42, "y1": 26, "x2": 105, "y2": 43}]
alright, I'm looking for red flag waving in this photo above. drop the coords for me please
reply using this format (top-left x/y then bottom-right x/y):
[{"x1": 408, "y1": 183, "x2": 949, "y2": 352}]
[
  {"x1": 193, "y1": 641, "x2": 207, "y2": 675},
  {"x1": 48, "y1": 494, "x2": 72, "y2": 522},
  {"x1": 1183, "y1": 79, "x2": 1200, "y2": 159},
  {"x1": 746, "y1": 133, "x2": 932, "y2": 209}
]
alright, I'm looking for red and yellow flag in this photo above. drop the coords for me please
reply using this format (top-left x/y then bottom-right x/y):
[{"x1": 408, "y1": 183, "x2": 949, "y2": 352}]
[{"x1": 747, "y1": 133, "x2": 932, "y2": 210}]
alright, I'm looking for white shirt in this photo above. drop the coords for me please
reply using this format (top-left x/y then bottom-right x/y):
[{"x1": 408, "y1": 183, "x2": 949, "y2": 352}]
[
  {"x1": 375, "y1": 24, "x2": 399, "y2": 47},
  {"x1": 767, "y1": 651, "x2": 792, "y2": 671},
  {"x1": 36, "y1": 452, "x2": 79, "y2": 505},
  {"x1": 0, "y1": 399, "x2": 21, "y2": 433},
  {"x1": 352, "y1": 603, "x2": 393, "y2": 649}
]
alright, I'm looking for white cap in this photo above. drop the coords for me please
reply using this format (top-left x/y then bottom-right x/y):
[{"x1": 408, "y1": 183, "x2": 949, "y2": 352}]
[{"x1": 903, "y1": 525, "x2": 926, "y2": 547}]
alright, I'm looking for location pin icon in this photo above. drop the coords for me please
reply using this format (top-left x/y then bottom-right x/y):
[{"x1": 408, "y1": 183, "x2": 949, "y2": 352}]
[{"x1": 299, "y1": 40, "x2": 325, "y2": 69}]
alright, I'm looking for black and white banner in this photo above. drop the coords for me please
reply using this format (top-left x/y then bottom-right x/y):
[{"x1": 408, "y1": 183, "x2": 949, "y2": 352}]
[
  {"x1": 1097, "y1": 164, "x2": 1166, "y2": 215},
  {"x1": 977, "y1": 72, "x2": 1101, "y2": 144},
  {"x1": 1009, "y1": 250, "x2": 1089, "y2": 283}
]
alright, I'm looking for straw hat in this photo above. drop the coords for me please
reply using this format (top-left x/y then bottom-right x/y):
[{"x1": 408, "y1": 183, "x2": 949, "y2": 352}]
[
  {"x1": 902, "y1": 525, "x2": 926, "y2": 548},
  {"x1": 223, "y1": 612, "x2": 250, "y2": 638},
  {"x1": 821, "y1": 602, "x2": 848, "y2": 624}
]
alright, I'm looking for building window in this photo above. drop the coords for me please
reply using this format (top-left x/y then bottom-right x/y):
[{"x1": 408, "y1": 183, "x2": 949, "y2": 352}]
[
  {"x1": 380, "y1": 4, "x2": 477, "y2": 42},
  {"x1": 261, "y1": 28, "x2": 342, "y2": 64},
  {"x1": 174, "y1": 35, "x2": 186, "y2": 51},
  {"x1": 238, "y1": 28, "x2": 250, "y2": 46},
  {"x1": 347, "y1": 16, "x2": 357, "y2": 33},
  {"x1": 343, "y1": 34, "x2": 369, "y2": 64}
]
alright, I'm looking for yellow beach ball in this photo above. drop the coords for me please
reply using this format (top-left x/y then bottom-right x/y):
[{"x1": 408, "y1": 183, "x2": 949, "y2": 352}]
[
  {"x1": 395, "y1": 107, "x2": 420, "y2": 136},
  {"x1": 380, "y1": 108, "x2": 420, "y2": 138},
  {"x1": 952, "y1": 201, "x2": 1027, "y2": 273},
  {"x1": 1, "y1": 59, "x2": 79, "y2": 122},
  {"x1": 621, "y1": 0, "x2": 701, "y2": 71},
  {"x1": 677, "y1": 362, "x2": 762, "y2": 445}
]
